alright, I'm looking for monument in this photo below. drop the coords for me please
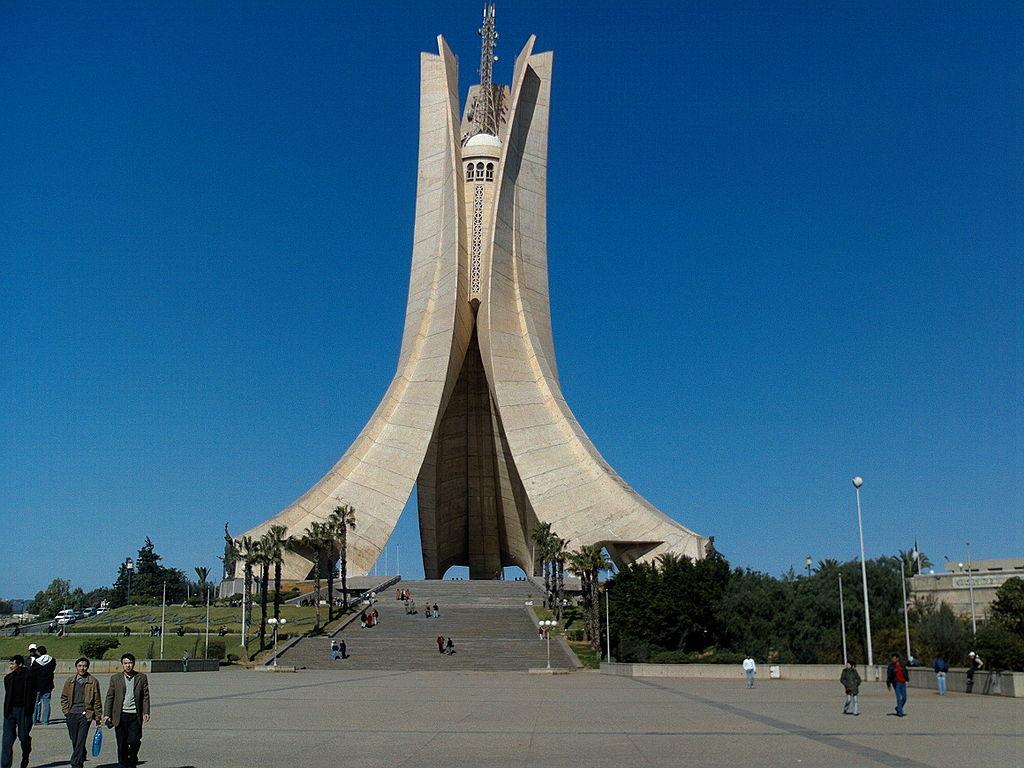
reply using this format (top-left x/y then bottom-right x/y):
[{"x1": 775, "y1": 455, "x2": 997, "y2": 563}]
[{"x1": 241, "y1": 6, "x2": 708, "y2": 579}]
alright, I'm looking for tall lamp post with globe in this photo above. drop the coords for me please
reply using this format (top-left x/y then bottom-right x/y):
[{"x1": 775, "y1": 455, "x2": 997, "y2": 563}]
[
  {"x1": 539, "y1": 619, "x2": 556, "y2": 670},
  {"x1": 852, "y1": 476, "x2": 873, "y2": 669},
  {"x1": 125, "y1": 558, "x2": 134, "y2": 607}
]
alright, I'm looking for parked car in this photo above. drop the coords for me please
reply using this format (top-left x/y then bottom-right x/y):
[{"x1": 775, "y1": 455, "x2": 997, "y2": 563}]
[{"x1": 54, "y1": 609, "x2": 77, "y2": 626}]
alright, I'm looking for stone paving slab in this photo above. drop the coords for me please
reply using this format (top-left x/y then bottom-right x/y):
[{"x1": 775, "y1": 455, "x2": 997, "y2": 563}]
[{"x1": 15, "y1": 670, "x2": 1020, "y2": 768}]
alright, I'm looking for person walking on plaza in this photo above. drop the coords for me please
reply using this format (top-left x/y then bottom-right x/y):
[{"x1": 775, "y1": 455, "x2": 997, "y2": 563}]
[
  {"x1": 432, "y1": 602, "x2": 440, "y2": 618},
  {"x1": 3, "y1": 655, "x2": 36, "y2": 768},
  {"x1": 28, "y1": 645, "x2": 55, "y2": 725},
  {"x1": 445, "y1": 637, "x2": 455, "y2": 655},
  {"x1": 436, "y1": 635, "x2": 445, "y2": 655},
  {"x1": 742, "y1": 656, "x2": 756, "y2": 688},
  {"x1": 840, "y1": 660, "x2": 861, "y2": 715},
  {"x1": 932, "y1": 656, "x2": 949, "y2": 695},
  {"x1": 966, "y1": 652, "x2": 983, "y2": 693},
  {"x1": 104, "y1": 652, "x2": 151, "y2": 768},
  {"x1": 60, "y1": 657, "x2": 102, "y2": 768},
  {"x1": 886, "y1": 654, "x2": 909, "y2": 717}
]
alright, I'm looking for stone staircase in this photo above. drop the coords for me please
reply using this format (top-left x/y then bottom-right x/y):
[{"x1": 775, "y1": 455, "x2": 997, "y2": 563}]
[{"x1": 277, "y1": 579, "x2": 575, "y2": 671}]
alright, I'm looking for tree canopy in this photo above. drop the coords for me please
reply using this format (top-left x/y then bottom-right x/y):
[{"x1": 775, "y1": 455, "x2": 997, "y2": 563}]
[
  {"x1": 110, "y1": 537, "x2": 189, "y2": 606},
  {"x1": 605, "y1": 549, "x2": 1001, "y2": 666}
]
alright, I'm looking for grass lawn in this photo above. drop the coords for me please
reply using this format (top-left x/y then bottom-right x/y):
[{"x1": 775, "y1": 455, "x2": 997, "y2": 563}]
[
  {"x1": 0, "y1": 634, "x2": 240, "y2": 662},
  {"x1": 1, "y1": 603, "x2": 336, "y2": 661},
  {"x1": 70, "y1": 604, "x2": 320, "y2": 635}
]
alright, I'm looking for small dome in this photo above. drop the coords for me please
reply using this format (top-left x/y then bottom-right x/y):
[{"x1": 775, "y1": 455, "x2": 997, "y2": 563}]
[{"x1": 465, "y1": 133, "x2": 502, "y2": 148}]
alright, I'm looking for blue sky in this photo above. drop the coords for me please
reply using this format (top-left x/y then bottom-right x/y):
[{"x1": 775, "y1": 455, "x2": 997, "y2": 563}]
[{"x1": 1, "y1": 1, "x2": 1020, "y2": 598}]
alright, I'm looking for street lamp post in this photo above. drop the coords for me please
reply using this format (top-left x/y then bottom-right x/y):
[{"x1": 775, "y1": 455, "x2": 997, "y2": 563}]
[
  {"x1": 965, "y1": 541, "x2": 977, "y2": 637},
  {"x1": 893, "y1": 556, "x2": 912, "y2": 662},
  {"x1": 267, "y1": 617, "x2": 287, "y2": 667},
  {"x1": 852, "y1": 476, "x2": 874, "y2": 669},
  {"x1": 125, "y1": 558, "x2": 134, "y2": 606},
  {"x1": 838, "y1": 575, "x2": 848, "y2": 665},
  {"x1": 605, "y1": 586, "x2": 612, "y2": 663},
  {"x1": 540, "y1": 619, "x2": 556, "y2": 669}
]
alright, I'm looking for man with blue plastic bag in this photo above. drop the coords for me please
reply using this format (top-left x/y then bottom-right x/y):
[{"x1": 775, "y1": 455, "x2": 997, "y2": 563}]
[
  {"x1": 103, "y1": 653, "x2": 151, "y2": 768},
  {"x1": 60, "y1": 657, "x2": 102, "y2": 768}
]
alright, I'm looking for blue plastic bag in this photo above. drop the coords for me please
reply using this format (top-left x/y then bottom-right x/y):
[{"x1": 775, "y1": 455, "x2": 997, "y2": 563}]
[{"x1": 91, "y1": 725, "x2": 103, "y2": 757}]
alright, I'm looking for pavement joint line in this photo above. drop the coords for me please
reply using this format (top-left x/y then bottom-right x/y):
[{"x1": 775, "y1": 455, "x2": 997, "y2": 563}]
[
  {"x1": 156, "y1": 670, "x2": 410, "y2": 708},
  {"x1": 627, "y1": 677, "x2": 937, "y2": 768}
]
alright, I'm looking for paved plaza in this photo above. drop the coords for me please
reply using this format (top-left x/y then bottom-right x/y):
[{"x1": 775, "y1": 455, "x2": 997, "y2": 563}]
[{"x1": 18, "y1": 669, "x2": 1020, "y2": 767}]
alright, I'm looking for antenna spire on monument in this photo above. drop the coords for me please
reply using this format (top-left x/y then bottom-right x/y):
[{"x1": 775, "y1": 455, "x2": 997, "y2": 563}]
[{"x1": 472, "y1": 3, "x2": 501, "y2": 138}]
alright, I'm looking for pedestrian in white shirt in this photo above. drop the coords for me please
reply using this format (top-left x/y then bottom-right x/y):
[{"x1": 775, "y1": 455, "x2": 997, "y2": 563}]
[{"x1": 742, "y1": 656, "x2": 756, "y2": 688}]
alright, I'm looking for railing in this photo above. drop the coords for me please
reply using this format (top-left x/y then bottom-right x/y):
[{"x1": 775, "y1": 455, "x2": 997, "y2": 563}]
[{"x1": 264, "y1": 575, "x2": 403, "y2": 666}]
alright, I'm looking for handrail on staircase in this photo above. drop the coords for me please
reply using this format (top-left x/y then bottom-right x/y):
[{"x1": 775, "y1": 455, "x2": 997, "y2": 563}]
[{"x1": 264, "y1": 575, "x2": 403, "y2": 666}]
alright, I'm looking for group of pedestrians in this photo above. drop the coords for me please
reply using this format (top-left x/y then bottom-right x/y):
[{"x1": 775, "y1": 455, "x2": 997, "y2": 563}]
[
  {"x1": 329, "y1": 638, "x2": 348, "y2": 660},
  {"x1": 3, "y1": 650, "x2": 151, "y2": 768},
  {"x1": 435, "y1": 635, "x2": 455, "y2": 655},
  {"x1": 739, "y1": 650, "x2": 986, "y2": 719},
  {"x1": 359, "y1": 608, "x2": 379, "y2": 628}
]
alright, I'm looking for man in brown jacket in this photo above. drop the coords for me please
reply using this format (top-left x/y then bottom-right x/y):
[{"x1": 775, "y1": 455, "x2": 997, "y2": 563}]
[
  {"x1": 60, "y1": 657, "x2": 102, "y2": 768},
  {"x1": 103, "y1": 653, "x2": 151, "y2": 768}
]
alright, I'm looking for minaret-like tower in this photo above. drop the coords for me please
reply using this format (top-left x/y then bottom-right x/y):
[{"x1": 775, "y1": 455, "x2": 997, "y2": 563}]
[{"x1": 241, "y1": 7, "x2": 708, "y2": 579}]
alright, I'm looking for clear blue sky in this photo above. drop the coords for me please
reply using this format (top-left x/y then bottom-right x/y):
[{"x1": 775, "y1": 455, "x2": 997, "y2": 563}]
[{"x1": 2, "y1": 2, "x2": 1020, "y2": 598}]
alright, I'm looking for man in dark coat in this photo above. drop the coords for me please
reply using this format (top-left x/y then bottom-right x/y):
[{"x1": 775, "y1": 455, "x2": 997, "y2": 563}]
[
  {"x1": 3, "y1": 655, "x2": 36, "y2": 768},
  {"x1": 27, "y1": 645, "x2": 56, "y2": 725},
  {"x1": 103, "y1": 653, "x2": 151, "y2": 768},
  {"x1": 840, "y1": 660, "x2": 861, "y2": 715}
]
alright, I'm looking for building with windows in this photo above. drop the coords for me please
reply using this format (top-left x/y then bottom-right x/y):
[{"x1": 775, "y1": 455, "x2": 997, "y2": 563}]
[{"x1": 910, "y1": 558, "x2": 1024, "y2": 618}]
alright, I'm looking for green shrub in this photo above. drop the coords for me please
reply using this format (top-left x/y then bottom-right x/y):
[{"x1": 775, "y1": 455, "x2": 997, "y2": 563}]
[
  {"x1": 974, "y1": 620, "x2": 1024, "y2": 672},
  {"x1": 617, "y1": 636, "x2": 654, "y2": 663},
  {"x1": 205, "y1": 639, "x2": 226, "y2": 660},
  {"x1": 79, "y1": 637, "x2": 120, "y2": 659}
]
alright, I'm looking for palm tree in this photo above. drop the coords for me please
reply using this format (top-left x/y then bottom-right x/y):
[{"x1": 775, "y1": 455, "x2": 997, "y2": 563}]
[
  {"x1": 262, "y1": 524, "x2": 289, "y2": 622},
  {"x1": 530, "y1": 521, "x2": 551, "y2": 581},
  {"x1": 531, "y1": 523, "x2": 553, "y2": 607},
  {"x1": 568, "y1": 544, "x2": 612, "y2": 655},
  {"x1": 898, "y1": 546, "x2": 932, "y2": 576},
  {"x1": 548, "y1": 535, "x2": 568, "y2": 621},
  {"x1": 253, "y1": 536, "x2": 270, "y2": 651},
  {"x1": 194, "y1": 566, "x2": 210, "y2": 600},
  {"x1": 566, "y1": 548, "x2": 590, "y2": 637},
  {"x1": 327, "y1": 504, "x2": 357, "y2": 615},
  {"x1": 291, "y1": 522, "x2": 332, "y2": 631},
  {"x1": 816, "y1": 558, "x2": 840, "y2": 574},
  {"x1": 236, "y1": 536, "x2": 260, "y2": 648}
]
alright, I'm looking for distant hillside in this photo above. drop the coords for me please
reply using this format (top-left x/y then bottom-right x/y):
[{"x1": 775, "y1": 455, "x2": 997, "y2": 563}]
[{"x1": 1, "y1": 599, "x2": 31, "y2": 614}]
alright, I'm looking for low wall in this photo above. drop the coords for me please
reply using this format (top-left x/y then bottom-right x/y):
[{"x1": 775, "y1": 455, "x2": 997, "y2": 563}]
[
  {"x1": 600, "y1": 663, "x2": 1022, "y2": 698},
  {"x1": 54, "y1": 658, "x2": 219, "y2": 674}
]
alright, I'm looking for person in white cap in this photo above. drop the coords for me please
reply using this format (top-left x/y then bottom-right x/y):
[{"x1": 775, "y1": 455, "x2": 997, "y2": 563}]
[
  {"x1": 966, "y1": 652, "x2": 984, "y2": 693},
  {"x1": 25, "y1": 646, "x2": 38, "y2": 668}
]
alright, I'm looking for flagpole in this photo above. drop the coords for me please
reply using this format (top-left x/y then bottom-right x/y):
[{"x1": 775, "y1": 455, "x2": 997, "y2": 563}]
[
  {"x1": 839, "y1": 575, "x2": 848, "y2": 665},
  {"x1": 205, "y1": 588, "x2": 211, "y2": 658},
  {"x1": 159, "y1": 582, "x2": 167, "y2": 658}
]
